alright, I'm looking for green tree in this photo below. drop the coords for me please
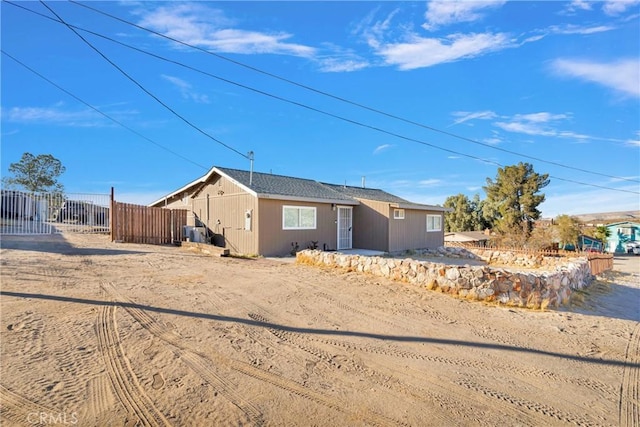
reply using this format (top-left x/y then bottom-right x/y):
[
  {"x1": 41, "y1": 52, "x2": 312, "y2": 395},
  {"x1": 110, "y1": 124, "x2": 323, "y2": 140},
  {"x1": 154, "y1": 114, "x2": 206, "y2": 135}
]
[
  {"x1": 443, "y1": 194, "x2": 475, "y2": 232},
  {"x1": 2, "y1": 153, "x2": 65, "y2": 193},
  {"x1": 594, "y1": 225, "x2": 611, "y2": 250},
  {"x1": 483, "y1": 162, "x2": 549, "y2": 244},
  {"x1": 528, "y1": 224, "x2": 556, "y2": 250},
  {"x1": 471, "y1": 194, "x2": 492, "y2": 231},
  {"x1": 555, "y1": 214, "x2": 581, "y2": 250}
]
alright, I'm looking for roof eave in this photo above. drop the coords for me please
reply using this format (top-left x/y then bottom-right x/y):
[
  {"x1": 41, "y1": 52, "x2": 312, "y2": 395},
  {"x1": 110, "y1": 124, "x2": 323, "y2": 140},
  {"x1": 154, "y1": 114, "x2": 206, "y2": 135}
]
[
  {"x1": 148, "y1": 169, "x2": 213, "y2": 207},
  {"x1": 390, "y1": 202, "x2": 451, "y2": 212},
  {"x1": 257, "y1": 193, "x2": 359, "y2": 205}
]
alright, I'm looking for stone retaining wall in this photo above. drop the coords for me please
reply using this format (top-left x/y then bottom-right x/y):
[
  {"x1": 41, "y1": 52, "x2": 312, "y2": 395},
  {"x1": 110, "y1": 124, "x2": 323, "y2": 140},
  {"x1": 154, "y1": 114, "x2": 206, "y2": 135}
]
[{"x1": 296, "y1": 248, "x2": 594, "y2": 309}]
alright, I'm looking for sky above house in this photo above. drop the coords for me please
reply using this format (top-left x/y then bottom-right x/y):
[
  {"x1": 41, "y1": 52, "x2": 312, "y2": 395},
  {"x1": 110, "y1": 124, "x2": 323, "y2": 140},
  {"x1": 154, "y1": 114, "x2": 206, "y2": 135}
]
[{"x1": 1, "y1": 1, "x2": 639, "y2": 218}]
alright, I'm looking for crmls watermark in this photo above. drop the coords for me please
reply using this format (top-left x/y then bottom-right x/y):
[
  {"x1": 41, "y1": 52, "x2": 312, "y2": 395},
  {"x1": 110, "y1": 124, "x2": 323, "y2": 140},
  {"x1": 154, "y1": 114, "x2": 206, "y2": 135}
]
[{"x1": 27, "y1": 412, "x2": 78, "y2": 425}]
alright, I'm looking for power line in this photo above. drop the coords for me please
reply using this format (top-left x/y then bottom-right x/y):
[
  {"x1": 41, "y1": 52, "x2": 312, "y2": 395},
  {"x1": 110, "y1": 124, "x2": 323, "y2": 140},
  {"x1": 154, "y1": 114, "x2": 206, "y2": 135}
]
[
  {"x1": 10, "y1": 3, "x2": 506, "y2": 169},
  {"x1": 37, "y1": 0, "x2": 249, "y2": 161},
  {"x1": 67, "y1": 0, "x2": 640, "y2": 185},
  {"x1": 1, "y1": 50, "x2": 209, "y2": 171},
  {"x1": 6, "y1": 1, "x2": 639, "y2": 196}
]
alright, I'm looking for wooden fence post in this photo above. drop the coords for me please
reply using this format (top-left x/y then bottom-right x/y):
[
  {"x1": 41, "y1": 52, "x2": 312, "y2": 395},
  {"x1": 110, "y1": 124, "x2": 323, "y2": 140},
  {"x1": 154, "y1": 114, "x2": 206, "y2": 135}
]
[{"x1": 110, "y1": 187, "x2": 115, "y2": 242}]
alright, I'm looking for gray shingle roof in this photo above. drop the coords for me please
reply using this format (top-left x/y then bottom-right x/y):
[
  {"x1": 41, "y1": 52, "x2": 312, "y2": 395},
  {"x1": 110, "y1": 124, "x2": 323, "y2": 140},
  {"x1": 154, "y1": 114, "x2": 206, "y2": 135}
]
[
  {"x1": 217, "y1": 167, "x2": 355, "y2": 201},
  {"x1": 322, "y1": 183, "x2": 410, "y2": 203}
]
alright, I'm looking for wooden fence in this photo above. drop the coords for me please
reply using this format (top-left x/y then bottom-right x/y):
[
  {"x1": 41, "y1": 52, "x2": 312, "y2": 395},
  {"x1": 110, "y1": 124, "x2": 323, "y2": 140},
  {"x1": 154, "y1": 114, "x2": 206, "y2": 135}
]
[
  {"x1": 585, "y1": 253, "x2": 614, "y2": 276},
  {"x1": 111, "y1": 201, "x2": 187, "y2": 245}
]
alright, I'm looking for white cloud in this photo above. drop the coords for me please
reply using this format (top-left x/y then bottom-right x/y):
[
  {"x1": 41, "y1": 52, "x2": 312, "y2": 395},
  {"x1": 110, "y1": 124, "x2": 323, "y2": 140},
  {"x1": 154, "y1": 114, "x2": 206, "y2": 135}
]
[
  {"x1": 570, "y1": 0, "x2": 593, "y2": 11},
  {"x1": 548, "y1": 24, "x2": 616, "y2": 35},
  {"x1": 493, "y1": 111, "x2": 631, "y2": 143},
  {"x1": 602, "y1": 0, "x2": 640, "y2": 16},
  {"x1": 418, "y1": 179, "x2": 442, "y2": 187},
  {"x1": 318, "y1": 58, "x2": 369, "y2": 72},
  {"x1": 515, "y1": 112, "x2": 569, "y2": 123},
  {"x1": 377, "y1": 32, "x2": 513, "y2": 70},
  {"x1": 450, "y1": 110, "x2": 498, "y2": 126},
  {"x1": 373, "y1": 144, "x2": 393, "y2": 155},
  {"x1": 316, "y1": 46, "x2": 370, "y2": 72},
  {"x1": 2, "y1": 106, "x2": 106, "y2": 127},
  {"x1": 494, "y1": 112, "x2": 587, "y2": 139},
  {"x1": 137, "y1": 4, "x2": 315, "y2": 57},
  {"x1": 551, "y1": 58, "x2": 640, "y2": 97},
  {"x1": 422, "y1": 1, "x2": 506, "y2": 31},
  {"x1": 482, "y1": 137, "x2": 502, "y2": 145},
  {"x1": 627, "y1": 131, "x2": 640, "y2": 147},
  {"x1": 561, "y1": 0, "x2": 593, "y2": 14},
  {"x1": 161, "y1": 75, "x2": 209, "y2": 103}
]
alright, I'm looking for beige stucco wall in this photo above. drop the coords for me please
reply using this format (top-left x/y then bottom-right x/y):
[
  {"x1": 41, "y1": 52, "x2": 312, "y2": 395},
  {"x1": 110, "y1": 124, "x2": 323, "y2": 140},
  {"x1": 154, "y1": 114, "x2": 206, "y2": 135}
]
[
  {"x1": 258, "y1": 198, "x2": 338, "y2": 257},
  {"x1": 388, "y1": 210, "x2": 444, "y2": 252},
  {"x1": 191, "y1": 177, "x2": 259, "y2": 255},
  {"x1": 352, "y1": 199, "x2": 389, "y2": 251},
  {"x1": 155, "y1": 174, "x2": 444, "y2": 256},
  {"x1": 158, "y1": 175, "x2": 259, "y2": 255}
]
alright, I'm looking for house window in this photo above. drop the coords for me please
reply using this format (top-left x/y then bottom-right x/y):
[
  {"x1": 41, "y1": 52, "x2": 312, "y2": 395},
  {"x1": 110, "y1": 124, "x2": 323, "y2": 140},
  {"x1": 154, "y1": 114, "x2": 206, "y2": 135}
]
[
  {"x1": 427, "y1": 214, "x2": 442, "y2": 232},
  {"x1": 393, "y1": 209, "x2": 405, "y2": 219},
  {"x1": 283, "y1": 206, "x2": 316, "y2": 230}
]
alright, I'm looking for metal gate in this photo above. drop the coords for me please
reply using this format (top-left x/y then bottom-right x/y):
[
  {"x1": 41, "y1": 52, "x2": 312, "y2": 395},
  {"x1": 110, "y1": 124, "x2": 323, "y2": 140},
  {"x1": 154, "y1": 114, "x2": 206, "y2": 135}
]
[
  {"x1": 0, "y1": 190, "x2": 110, "y2": 235},
  {"x1": 337, "y1": 206, "x2": 353, "y2": 250}
]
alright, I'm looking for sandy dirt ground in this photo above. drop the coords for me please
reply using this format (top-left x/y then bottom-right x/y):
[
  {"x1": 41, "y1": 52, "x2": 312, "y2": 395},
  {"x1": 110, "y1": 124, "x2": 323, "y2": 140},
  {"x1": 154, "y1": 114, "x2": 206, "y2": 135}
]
[{"x1": 0, "y1": 233, "x2": 638, "y2": 426}]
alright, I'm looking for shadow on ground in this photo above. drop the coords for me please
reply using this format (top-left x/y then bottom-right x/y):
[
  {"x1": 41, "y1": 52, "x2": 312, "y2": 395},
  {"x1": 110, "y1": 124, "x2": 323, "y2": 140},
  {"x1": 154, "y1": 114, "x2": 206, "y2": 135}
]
[
  {"x1": 1, "y1": 289, "x2": 636, "y2": 369},
  {"x1": 0, "y1": 234, "x2": 145, "y2": 256}
]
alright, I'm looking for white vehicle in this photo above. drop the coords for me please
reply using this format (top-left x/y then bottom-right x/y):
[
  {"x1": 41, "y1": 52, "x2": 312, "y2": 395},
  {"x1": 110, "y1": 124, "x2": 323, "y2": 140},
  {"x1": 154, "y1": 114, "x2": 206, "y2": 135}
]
[{"x1": 625, "y1": 242, "x2": 640, "y2": 254}]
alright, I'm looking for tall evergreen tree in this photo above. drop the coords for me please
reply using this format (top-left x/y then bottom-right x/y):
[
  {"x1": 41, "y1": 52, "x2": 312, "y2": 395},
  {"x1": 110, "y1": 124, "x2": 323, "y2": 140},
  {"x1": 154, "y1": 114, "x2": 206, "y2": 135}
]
[
  {"x1": 443, "y1": 194, "x2": 475, "y2": 232},
  {"x1": 483, "y1": 162, "x2": 549, "y2": 243},
  {"x1": 471, "y1": 194, "x2": 492, "y2": 231}
]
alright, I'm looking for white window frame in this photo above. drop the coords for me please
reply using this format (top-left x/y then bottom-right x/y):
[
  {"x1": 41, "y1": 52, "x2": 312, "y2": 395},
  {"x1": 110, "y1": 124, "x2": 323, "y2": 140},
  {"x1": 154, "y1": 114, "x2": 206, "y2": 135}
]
[
  {"x1": 426, "y1": 214, "x2": 442, "y2": 232},
  {"x1": 393, "y1": 209, "x2": 405, "y2": 220},
  {"x1": 283, "y1": 205, "x2": 317, "y2": 230}
]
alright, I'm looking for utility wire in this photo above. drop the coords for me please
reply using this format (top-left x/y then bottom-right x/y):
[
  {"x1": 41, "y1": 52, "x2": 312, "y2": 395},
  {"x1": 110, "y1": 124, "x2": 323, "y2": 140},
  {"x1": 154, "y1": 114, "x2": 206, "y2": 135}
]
[
  {"x1": 67, "y1": 0, "x2": 640, "y2": 185},
  {"x1": 1, "y1": 50, "x2": 208, "y2": 171},
  {"x1": 37, "y1": 1, "x2": 249, "y2": 161},
  {"x1": 6, "y1": 1, "x2": 639, "y2": 195}
]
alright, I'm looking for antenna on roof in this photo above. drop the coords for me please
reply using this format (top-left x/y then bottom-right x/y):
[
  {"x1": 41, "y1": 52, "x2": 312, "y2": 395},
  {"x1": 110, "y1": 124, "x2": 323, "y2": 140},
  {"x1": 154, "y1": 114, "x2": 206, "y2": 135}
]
[{"x1": 248, "y1": 151, "x2": 254, "y2": 186}]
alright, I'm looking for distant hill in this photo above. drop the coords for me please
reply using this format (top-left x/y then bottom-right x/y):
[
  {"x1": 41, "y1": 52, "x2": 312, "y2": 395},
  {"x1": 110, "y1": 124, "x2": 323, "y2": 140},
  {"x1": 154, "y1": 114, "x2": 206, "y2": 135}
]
[
  {"x1": 569, "y1": 211, "x2": 640, "y2": 224},
  {"x1": 539, "y1": 211, "x2": 640, "y2": 224}
]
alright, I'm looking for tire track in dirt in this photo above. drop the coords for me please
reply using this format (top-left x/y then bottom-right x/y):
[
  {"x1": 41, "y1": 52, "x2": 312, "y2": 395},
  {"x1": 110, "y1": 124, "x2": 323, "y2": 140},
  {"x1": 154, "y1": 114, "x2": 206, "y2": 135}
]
[
  {"x1": 101, "y1": 285, "x2": 266, "y2": 426},
  {"x1": 103, "y1": 283, "x2": 405, "y2": 427},
  {"x1": 200, "y1": 273, "x2": 616, "y2": 420},
  {"x1": 314, "y1": 291, "x2": 407, "y2": 330},
  {"x1": 619, "y1": 322, "x2": 640, "y2": 427},
  {"x1": 377, "y1": 303, "x2": 616, "y2": 398},
  {"x1": 246, "y1": 312, "x2": 481, "y2": 426},
  {"x1": 83, "y1": 374, "x2": 116, "y2": 426},
  {"x1": 247, "y1": 301, "x2": 618, "y2": 427},
  {"x1": 244, "y1": 311, "x2": 558, "y2": 426},
  {"x1": 0, "y1": 384, "x2": 59, "y2": 426},
  {"x1": 95, "y1": 303, "x2": 171, "y2": 427},
  {"x1": 456, "y1": 377, "x2": 601, "y2": 426}
]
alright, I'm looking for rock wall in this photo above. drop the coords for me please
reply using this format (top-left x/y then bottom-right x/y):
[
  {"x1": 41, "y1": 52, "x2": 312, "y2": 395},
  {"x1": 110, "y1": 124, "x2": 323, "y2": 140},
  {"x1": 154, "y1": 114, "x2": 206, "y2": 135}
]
[{"x1": 296, "y1": 249, "x2": 594, "y2": 309}]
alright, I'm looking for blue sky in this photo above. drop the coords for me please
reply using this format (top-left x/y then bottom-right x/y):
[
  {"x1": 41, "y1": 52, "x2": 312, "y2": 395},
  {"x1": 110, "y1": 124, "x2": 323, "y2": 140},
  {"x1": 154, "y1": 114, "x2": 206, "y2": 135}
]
[{"x1": 1, "y1": 1, "x2": 639, "y2": 218}]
